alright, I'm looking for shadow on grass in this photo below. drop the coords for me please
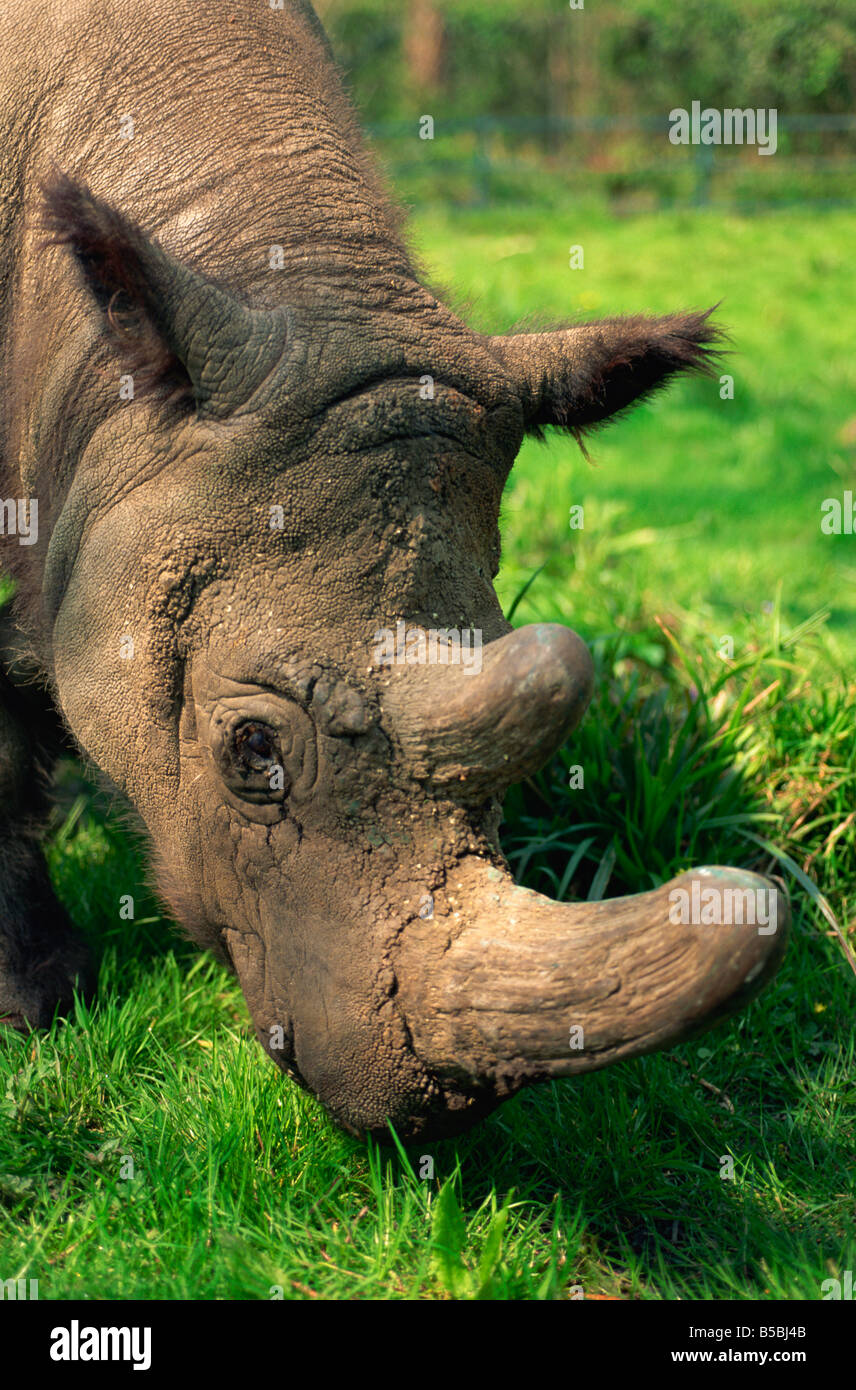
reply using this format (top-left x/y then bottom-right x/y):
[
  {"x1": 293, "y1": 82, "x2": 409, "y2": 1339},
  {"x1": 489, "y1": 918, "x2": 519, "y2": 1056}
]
[{"x1": 46, "y1": 757, "x2": 199, "y2": 975}]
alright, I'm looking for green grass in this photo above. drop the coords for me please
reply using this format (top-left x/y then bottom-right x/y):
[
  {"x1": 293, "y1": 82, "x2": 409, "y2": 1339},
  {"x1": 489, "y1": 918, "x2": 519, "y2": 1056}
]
[{"x1": 1, "y1": 195, "x2": 854, "y2": 1300}]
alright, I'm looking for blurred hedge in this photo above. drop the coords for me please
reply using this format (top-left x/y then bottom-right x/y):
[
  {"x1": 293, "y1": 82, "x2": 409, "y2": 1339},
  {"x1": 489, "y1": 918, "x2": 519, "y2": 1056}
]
[{"x1": 314, "y1": 0, "x2": 856, "y2": 121}]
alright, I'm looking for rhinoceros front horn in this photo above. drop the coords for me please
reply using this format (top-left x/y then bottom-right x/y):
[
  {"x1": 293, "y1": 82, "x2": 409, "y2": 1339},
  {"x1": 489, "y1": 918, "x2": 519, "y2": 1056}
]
[
  {"x1": 384, "y1": 625, "x2": 788, "y2": 1121},
  {"x1": 395, "y1": 856, "x2": 787, "y2": 1110}
]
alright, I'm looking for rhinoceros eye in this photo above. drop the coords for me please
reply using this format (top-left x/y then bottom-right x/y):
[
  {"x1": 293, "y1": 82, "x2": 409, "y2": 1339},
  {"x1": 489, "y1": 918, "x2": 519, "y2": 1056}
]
[
  {"x1": 234, "y1": 721, "x2": 280, "y2": 772},
  {"x1": 209, "y1": 702, "x2": 316, "y2": 812}
]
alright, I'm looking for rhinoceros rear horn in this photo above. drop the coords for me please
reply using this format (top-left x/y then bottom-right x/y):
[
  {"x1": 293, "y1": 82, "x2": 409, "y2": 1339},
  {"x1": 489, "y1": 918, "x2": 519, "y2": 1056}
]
[
  {"x1": 39, "y1": 170, "x2": 286, "y2": 416},
  {"x1": 384, "y1": 624, "x2": 594, "y2": 799}
]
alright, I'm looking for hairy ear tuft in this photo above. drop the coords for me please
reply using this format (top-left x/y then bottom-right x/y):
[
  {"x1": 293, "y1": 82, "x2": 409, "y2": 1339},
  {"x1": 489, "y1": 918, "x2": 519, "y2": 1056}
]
[
  {"x1": 489, "y1": 308, "x2": 728, "y2": 442},
  {"x1": 39, "y1": 168, "x2": 192, "y2": 401}
]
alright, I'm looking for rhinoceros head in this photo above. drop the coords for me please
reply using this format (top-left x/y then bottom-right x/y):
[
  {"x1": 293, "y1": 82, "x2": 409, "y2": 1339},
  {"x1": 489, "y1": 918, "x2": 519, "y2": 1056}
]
[{"x1": 38, "y1": 172, "x2": 786, "y2": 1138}]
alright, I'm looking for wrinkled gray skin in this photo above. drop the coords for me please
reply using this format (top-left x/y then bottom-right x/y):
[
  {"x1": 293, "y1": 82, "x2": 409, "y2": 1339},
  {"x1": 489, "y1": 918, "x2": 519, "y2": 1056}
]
[{"x1": 0, "y1": 0, "x2": 787, "y2": 1139}]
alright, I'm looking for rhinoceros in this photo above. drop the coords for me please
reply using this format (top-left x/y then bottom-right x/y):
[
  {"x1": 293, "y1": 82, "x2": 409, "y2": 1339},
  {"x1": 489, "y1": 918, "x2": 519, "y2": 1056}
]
[{"x1": 0, "y1": 0, "x2": 786, "y2": 1138}]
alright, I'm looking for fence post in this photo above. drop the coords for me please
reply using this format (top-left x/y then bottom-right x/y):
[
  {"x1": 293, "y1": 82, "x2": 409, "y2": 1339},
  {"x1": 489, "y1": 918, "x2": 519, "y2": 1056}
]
[
  {"x1": 693, "y1": 143, "x2": 714, "y2": 206},
  {"x1": 473, "y1": 120, "x2": 492, "y2": 205}
]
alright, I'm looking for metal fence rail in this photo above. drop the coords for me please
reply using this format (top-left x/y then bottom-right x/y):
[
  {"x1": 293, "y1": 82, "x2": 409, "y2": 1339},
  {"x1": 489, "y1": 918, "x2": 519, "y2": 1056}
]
[{"x1": 366, "y1": 114, "x2": 856, "y2": 209}]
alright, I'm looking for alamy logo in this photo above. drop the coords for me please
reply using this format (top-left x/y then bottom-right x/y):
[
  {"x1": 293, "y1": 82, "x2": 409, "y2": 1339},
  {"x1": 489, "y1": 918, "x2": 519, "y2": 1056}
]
[
  {"x1": 820, "y1": 491, "x2": 856, "y2": 534},
  {"x1": 669, "y1": 879, "x2": 778, "y2": 935},
  {"x1": 0, "y1": 498, "x2": 38, "y2": 545},
  {"x1": 1, "y1": 1276, "x2": 38, "y2": 1299},
  {"x1": 373, "y1": 621, "x2": 483, "y2": 675},
  {"x1": 822, "y1": 1271, "x2": 853, "y2": 1300},
  {"x1": 50, "y1": 1321, "x2": 151, "y2": 1371},
  {"x1": 669, "y1": 103, "x2": 777, "y2": 156}
]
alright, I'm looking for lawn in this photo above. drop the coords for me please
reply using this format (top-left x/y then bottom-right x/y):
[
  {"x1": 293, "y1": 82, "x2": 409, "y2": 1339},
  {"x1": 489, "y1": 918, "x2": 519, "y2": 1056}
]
[{"x1": 1, "y1": 195, "x2": 854, "y2": 1301}]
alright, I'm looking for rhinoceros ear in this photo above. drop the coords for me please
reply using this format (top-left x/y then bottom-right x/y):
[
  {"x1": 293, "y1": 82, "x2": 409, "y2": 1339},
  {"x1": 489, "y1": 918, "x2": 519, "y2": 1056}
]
[
  {"x1": 487, "y1": 311, "x2": 724, "y2": 439},
  {"x1": 39, "y1": 170, "x2": 286, "y2": 416}
]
